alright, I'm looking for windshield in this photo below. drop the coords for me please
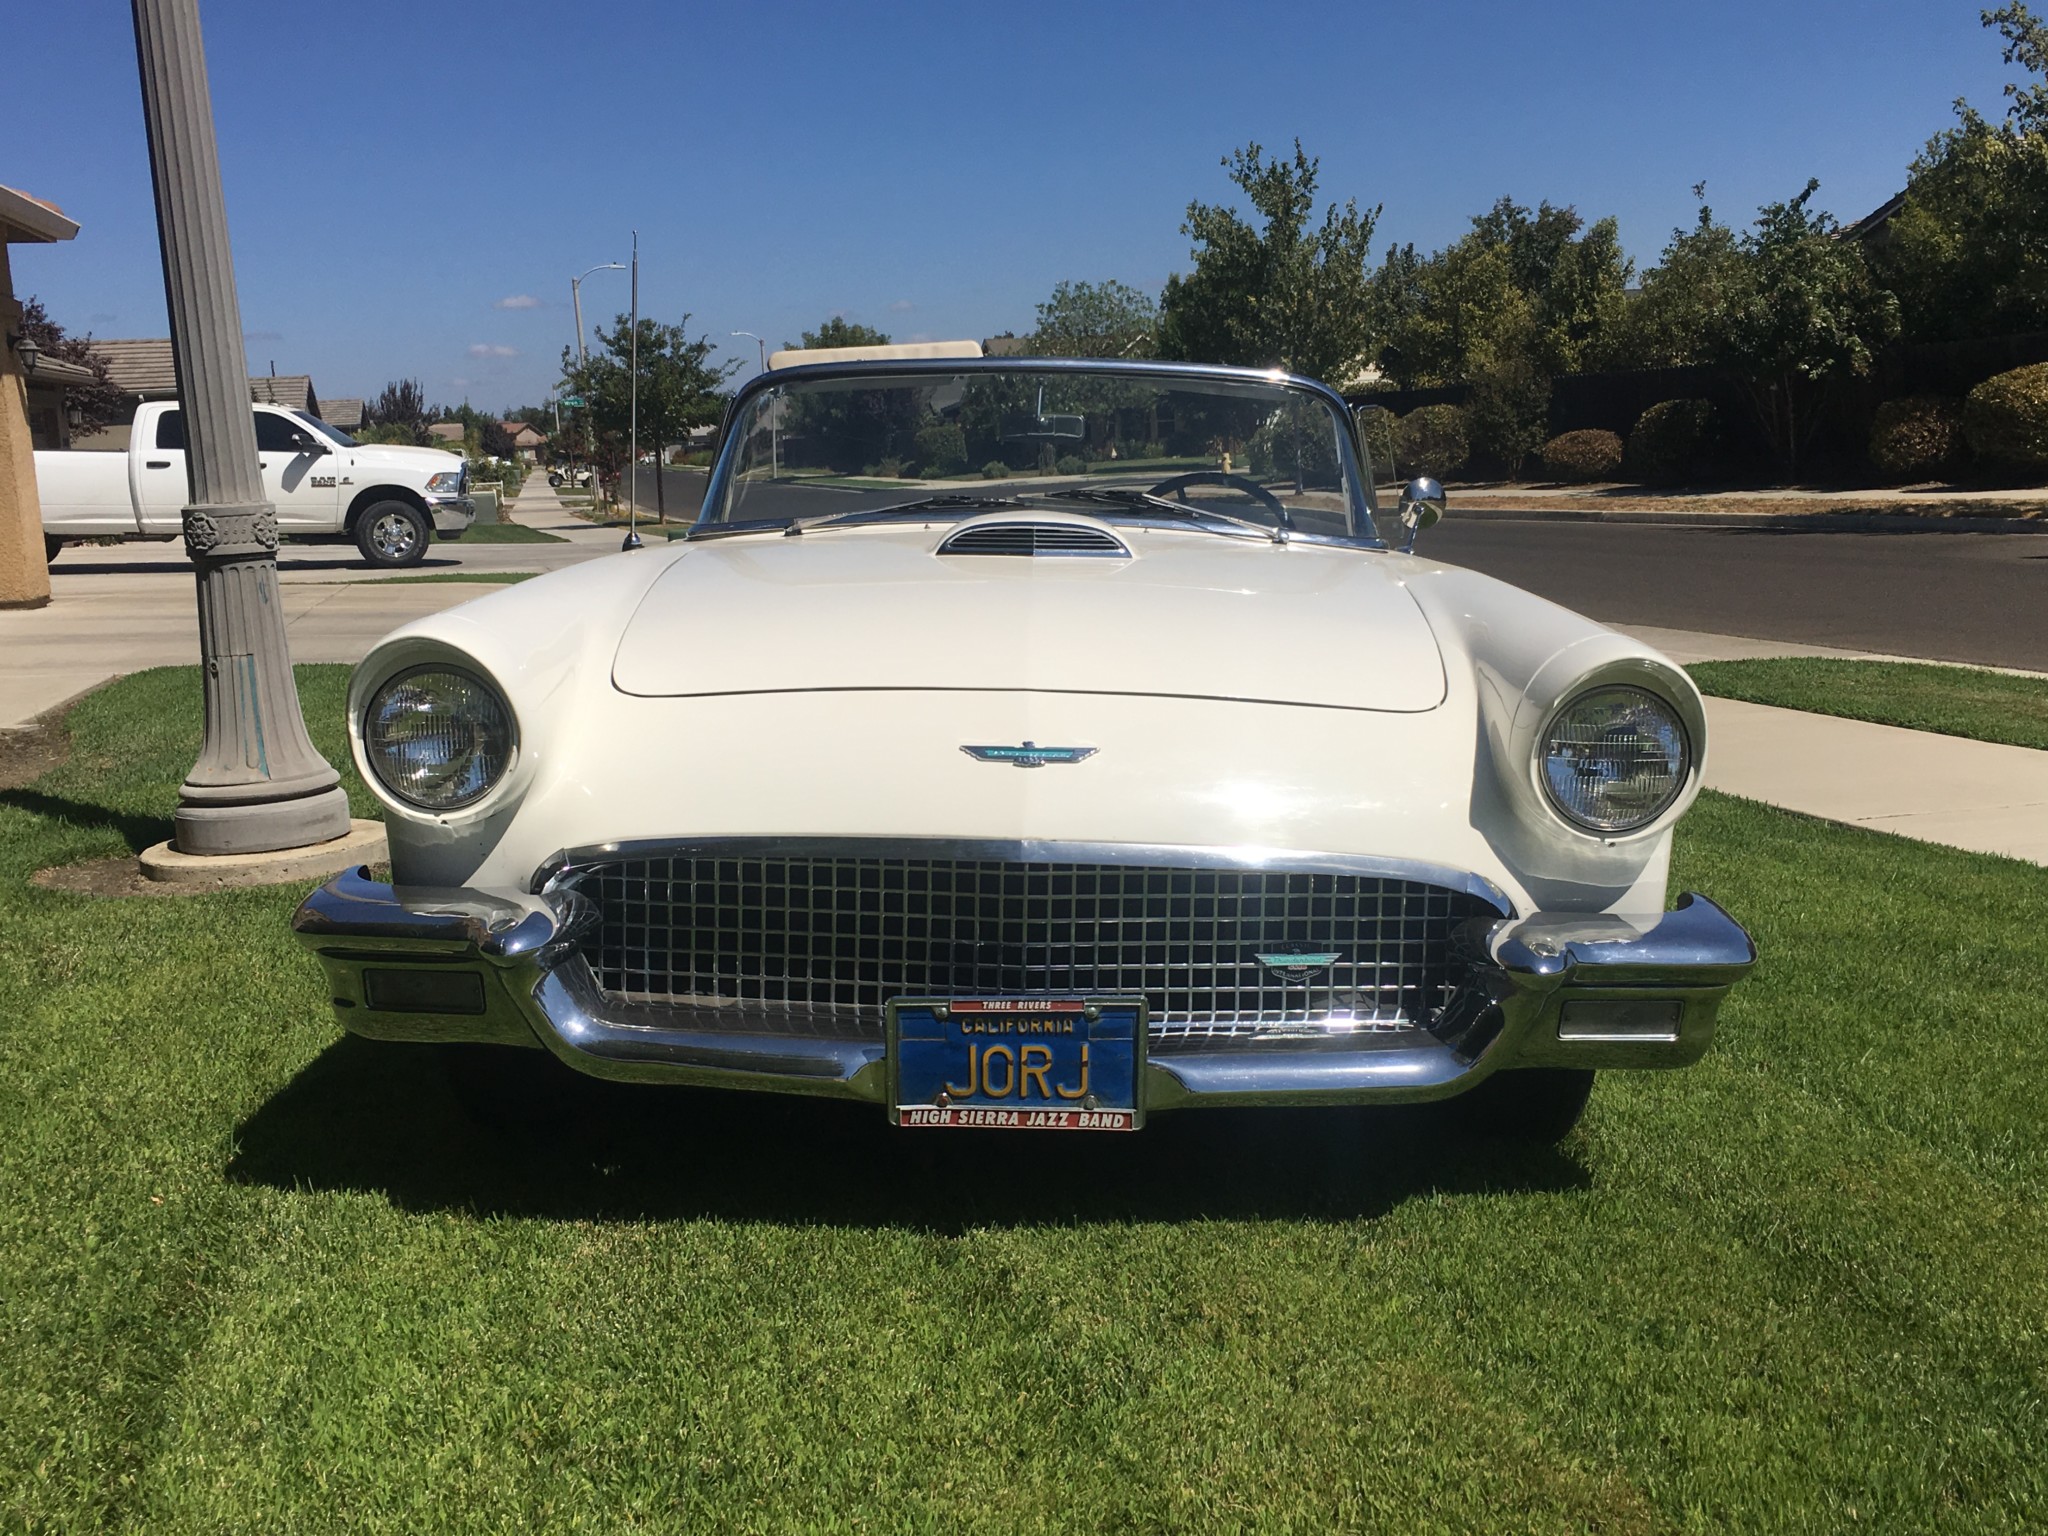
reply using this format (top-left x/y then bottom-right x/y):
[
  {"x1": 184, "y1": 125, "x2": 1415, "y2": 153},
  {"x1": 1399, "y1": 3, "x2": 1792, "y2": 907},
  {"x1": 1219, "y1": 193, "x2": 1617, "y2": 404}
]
[
  {"x1": 296, "y1": 410, "x2": 356, "y2": 447},
  {"x1": 703, "y1": 368, "x2": 1372, "y2": 540}
]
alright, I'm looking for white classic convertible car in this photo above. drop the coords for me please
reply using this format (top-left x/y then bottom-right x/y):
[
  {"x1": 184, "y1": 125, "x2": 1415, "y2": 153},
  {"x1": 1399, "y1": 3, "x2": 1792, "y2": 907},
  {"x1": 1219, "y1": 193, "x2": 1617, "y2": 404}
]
[{"x1": 293, "y1": 356, "x2": 1754, "y2": 1142}]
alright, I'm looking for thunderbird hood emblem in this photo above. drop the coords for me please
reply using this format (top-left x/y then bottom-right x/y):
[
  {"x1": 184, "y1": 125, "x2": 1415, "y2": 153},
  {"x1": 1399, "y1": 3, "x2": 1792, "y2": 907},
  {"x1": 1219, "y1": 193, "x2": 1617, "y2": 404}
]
[
  {"x1": 1256, "y1": 951, "x2": 1343, "y2": 982},
  {"x1": 961, "y1": 741, "x2": 1098, "y2": 768}
]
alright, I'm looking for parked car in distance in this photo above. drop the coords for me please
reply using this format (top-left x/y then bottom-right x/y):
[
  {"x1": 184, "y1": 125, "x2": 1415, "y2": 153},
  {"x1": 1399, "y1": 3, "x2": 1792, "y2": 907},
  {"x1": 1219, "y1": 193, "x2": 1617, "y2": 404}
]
[
  {"x1": 37, "y1": 402, "x2": 474, "y2": 568},
  {"x1": 294, "y1": 355, "x2": 1755, "y2": 1144}
]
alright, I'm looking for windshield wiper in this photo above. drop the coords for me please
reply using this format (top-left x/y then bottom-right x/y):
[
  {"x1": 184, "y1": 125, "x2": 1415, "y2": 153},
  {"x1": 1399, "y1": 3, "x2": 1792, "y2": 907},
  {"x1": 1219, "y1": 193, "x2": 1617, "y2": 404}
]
[
  {"x1": 782, "y1": 494, "x2": 1024, "y2": 536},
  {"x1": 1044, "y1": 487, "x2": 1289, "y2": 545}
]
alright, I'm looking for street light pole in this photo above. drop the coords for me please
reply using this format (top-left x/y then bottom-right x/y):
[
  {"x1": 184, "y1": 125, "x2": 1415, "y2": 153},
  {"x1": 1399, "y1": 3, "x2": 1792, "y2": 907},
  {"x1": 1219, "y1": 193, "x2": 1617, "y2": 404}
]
[
  {"x1": 570, "y1": 261, "x2": 623, "y2": 365},
  {"x1": 622, "y1": 233, "x2": 641, "y2": 552},
  {"x1": 131, "y1": 0, "x2": 349, "y2": 855}
]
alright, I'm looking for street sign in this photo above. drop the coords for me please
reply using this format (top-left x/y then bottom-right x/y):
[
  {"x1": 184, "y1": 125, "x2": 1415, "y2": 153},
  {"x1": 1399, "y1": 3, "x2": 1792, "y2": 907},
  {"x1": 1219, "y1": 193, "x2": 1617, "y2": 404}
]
[{"x1": 561, "y1": 395, "x2": 586, "y2": 408}]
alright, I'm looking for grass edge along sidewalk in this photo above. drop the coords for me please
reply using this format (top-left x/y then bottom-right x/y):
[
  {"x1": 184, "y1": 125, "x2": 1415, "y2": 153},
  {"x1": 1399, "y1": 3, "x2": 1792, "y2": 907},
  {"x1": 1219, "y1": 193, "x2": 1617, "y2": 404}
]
[
  {"x1": 4, "y1": 665, "x2": 2047, "y2": 1530},
  {"x1": 1690, "y1": 656, "x2": 2048, "y2": 752}
]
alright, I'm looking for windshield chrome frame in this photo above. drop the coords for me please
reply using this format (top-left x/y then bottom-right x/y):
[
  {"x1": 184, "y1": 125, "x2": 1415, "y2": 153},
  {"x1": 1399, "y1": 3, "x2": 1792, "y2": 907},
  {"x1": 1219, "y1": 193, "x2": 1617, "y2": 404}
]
[{"x1": 689, "y1": 357, "x2": 1386, "y2": 549}]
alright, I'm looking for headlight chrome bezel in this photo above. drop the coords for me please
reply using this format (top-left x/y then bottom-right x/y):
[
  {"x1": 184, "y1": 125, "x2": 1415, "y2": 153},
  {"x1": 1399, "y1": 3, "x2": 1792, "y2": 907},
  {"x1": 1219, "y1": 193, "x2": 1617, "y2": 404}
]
[
  {"x1": 1536, "y1": 682, "x2": 1693, "y2": 836},
  {"x1": 425, "y1": 469, "x2": 464, "y2": 494},
  {"x1": 360, "y1": 663, "x2": 518, "y2": 813}
]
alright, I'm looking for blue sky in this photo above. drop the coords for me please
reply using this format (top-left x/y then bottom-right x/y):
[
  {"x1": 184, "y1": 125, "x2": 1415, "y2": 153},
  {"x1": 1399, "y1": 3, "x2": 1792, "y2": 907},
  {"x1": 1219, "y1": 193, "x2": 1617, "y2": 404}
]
[{"x1": 3, "y1": 0, "x2": 2015, "y2": 410}]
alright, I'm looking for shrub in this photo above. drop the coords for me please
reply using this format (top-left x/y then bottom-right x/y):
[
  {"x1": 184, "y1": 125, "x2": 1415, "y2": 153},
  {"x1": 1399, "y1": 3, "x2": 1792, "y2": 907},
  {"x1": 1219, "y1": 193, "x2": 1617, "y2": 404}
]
[
  {"x1": 865, "y1": 457, "x2": 907, "y2": 479},
  {"x1": 1963, "y1": 363, "x2": 2048, "y2": 470},
  {"x1": 981, "y1": 459, "x2": 1011, "y2": 479},
  {"x1": 1624, "y1": 399, "x2": 1718, "y2": 485},
  {"x1": 1393, "y1": 405, "x2": 1469, "y2": 480},
  {"x1": 1055, "y1": 454, "x2": 1088, "y2": 477},
  {"x1": 1869, "y1": 396, "x2": 1965, "y2": 480},
  {"x1": 1539, "y1": 429, "x2": 1624, "y2": 483},
  {"x1": 914, "y1": 420, "x2": 968, "y2": 477}
]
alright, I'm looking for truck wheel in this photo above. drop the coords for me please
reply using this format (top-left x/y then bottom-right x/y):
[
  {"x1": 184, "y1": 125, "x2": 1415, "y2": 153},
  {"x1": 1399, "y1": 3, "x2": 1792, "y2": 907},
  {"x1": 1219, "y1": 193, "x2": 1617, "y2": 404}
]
[
  {"x1": 43, "y1": 535, "x2": 64, "y2": 564},
  {"x1": 355, "y1": 501, "x2": 429, "y2": 568},
  {"x1": 1458, "y1": 1068, "x2": 1595, "y2": 1144}
]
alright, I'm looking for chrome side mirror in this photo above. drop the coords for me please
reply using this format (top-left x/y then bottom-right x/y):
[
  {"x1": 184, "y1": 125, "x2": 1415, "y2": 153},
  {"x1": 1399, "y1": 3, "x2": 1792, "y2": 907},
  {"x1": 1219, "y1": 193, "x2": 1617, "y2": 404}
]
[{"x1": 1395, "y1": 476, "x2": 1445, "y2": 551}]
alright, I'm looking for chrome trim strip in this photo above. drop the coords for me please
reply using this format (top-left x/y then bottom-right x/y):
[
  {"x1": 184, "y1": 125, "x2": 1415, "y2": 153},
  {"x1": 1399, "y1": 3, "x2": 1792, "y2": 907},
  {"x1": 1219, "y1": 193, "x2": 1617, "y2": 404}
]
[{"x1": 532, "y1": 835, "x2": 1516, "y2": 916}]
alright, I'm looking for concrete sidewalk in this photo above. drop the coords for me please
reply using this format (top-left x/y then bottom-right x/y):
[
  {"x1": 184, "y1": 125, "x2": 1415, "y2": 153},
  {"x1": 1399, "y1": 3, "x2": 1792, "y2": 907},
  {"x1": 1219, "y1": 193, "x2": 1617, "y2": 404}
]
[{"x1": 1703, "y1": 697, "x2": 2048, "y2": 863}]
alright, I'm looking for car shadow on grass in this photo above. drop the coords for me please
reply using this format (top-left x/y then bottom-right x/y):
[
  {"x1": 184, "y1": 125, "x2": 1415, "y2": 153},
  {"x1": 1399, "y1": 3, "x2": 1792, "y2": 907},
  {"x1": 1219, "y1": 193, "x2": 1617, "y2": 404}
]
[{"x1": 227, "y1": 1035, "x2": 1590, "y2": 1230}]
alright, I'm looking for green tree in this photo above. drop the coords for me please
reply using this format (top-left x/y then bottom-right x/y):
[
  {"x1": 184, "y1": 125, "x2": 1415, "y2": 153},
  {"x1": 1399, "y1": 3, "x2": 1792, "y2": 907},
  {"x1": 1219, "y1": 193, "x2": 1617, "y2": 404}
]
[
  {"x1": 1375, "y1": 240, "x2": 1534, "y2": 388},
  {"x1": 560, "y1": 313, "x2": 738, "y2": 518},
  {"x1": 365, "y1": 378, "x2": 434, "y2": 445},
  {"x1": 1707, "y1": 181, "x2": 1899, "y2": 474},
  {"x1": 16, "y1": 297, "x2": 129, "y2": 438},
  {"x1": 1600, "y1": 190, "x2": 1748, "y2": 369},
  {"x1": 1374, "y1": 199, "x2": 1629, "y2": 387},
  {"x1": 1469, "y1": 199, "x2": 1633, "y2": 373},
  {"x1": 1158, "y1": 140, "x2": 1380, "y2": 385},
  {"x1": 790, "y1": 317, "x2": 891, "y2": 351},
  {"x1": 1870, "y1": 4, "x2": 2048, "y2": 341},
  {"x1": 1028, "y1": 279, "x2": 1158, "y2": 357}
]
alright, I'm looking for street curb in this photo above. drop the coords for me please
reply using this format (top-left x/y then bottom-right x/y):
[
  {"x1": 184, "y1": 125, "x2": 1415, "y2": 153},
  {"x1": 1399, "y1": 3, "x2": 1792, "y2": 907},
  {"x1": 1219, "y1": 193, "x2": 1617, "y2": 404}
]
[{"x1": 1450, "y1": 505, "x2": 2048, "y2": 534}]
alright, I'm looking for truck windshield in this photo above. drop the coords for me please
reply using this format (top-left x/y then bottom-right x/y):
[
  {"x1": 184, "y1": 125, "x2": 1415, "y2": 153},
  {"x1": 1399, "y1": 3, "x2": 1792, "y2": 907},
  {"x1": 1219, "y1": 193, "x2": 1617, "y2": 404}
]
[
  {"x1": 296, "y1": 411, "x2": 356, "y2": 447},
  {"x1": 704, "y1": 367, "x2": 1371, "y2": 540}
]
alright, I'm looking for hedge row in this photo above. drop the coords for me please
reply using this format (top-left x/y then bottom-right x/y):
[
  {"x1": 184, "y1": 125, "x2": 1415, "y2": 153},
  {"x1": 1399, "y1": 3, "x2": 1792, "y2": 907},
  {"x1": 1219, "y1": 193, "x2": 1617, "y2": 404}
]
[
  {"x1": 1379, "y1": 362, "x2": 2048, "y2": 487},
  {"x1": 1388, "y1": 401, "x2": 1717, "y2": 486}
]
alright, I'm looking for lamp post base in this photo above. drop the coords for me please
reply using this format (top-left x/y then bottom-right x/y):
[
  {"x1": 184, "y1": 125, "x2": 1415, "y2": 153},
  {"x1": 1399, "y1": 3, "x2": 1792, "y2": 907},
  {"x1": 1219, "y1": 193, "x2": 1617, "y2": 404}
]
[{"x1": 173, "y1": 781, "x2": 352, "y2": 856}]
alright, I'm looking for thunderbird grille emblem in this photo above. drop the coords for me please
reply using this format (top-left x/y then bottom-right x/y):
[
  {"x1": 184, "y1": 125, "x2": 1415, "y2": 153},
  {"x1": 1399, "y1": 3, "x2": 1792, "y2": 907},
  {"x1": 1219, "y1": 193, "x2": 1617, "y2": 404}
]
[
  {"x1": 960, "y1": 741, "x2": 1098, "y2": 769},
  {"x1": 1256, "y1": 952, "x2": 1343, "y2": 982}
]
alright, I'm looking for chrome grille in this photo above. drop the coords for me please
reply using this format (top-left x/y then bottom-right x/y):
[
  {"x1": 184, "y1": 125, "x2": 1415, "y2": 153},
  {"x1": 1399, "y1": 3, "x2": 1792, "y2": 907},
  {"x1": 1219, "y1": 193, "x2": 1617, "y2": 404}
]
[
  {"x1": 938, "y1": 522, "x2": 1129, "y2": 557},
  {"x1": 571, "y1": 855, "x2": 1493, "y2": 1046}
]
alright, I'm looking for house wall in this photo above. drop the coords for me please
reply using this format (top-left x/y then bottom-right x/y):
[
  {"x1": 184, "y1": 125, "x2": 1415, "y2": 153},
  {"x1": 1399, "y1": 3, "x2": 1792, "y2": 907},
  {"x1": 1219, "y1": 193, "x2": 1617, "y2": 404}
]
[{"x1": 0, "y1": 241, "x2": 52, "y2": 607}]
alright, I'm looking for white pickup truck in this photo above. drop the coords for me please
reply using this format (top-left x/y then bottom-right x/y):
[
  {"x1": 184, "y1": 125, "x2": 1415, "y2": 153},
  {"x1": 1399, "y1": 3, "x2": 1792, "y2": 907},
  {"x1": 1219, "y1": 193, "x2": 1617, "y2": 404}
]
[{"x1": 37, "y1": 401, "x2": 475, "y2": 568}]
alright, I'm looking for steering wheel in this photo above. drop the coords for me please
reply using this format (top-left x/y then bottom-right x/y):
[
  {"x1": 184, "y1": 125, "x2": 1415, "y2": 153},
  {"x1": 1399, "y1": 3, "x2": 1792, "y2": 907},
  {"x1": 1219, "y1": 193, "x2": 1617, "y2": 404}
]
[{"x1": 1147, "y1": 470, "x2": 1294, "y2": 528}]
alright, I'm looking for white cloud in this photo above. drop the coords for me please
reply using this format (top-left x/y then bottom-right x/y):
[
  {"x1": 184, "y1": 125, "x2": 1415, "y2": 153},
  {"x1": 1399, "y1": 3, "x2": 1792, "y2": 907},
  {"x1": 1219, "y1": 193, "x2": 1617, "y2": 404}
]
[
  {"x1": 467, "y1": 343, "x2": 519, "y2": 358},
  {"x1": 495, "y1": 294, "x2": 541, "y2": 310},
  {"x1": 888, "y1": 299, "x2": 914, "y2": 313}
]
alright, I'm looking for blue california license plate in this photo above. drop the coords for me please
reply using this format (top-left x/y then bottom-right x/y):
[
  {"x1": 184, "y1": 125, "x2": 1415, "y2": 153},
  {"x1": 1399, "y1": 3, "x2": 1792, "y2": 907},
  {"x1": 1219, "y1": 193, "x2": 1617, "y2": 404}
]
[{"x1": 889, "y1": 997, "x2": 1145, "y2": 1130}]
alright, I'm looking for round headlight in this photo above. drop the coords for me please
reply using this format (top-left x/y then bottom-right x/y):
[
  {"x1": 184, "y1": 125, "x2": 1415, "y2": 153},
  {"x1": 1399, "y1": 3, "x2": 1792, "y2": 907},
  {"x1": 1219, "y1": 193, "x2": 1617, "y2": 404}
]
[
  {"x1": 363, "y1": 666, "x2": 514, "y2": 810},
  {"x1": 1540, "y1": 685, "x2": 1690, "y2": 833}
]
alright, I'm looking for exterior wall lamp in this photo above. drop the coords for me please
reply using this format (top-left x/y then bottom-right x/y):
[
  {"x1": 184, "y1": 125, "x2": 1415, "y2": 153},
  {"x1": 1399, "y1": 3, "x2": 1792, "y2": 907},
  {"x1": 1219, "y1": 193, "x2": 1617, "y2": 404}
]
[{"x1": 9, "y1": 332, "x2": 40, "y2": 374}]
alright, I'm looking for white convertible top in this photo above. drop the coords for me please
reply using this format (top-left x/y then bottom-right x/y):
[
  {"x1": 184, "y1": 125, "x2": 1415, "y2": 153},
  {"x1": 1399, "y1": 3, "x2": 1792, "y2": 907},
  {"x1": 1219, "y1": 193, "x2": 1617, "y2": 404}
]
[{"x1": 766, "y1": 339, "x2": 983, "y2": 369}]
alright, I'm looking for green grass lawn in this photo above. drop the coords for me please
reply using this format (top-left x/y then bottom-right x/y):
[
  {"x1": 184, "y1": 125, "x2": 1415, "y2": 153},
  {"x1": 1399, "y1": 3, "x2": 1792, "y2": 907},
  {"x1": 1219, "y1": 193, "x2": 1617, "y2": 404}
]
[
  {"x1": 447, "y1": 522, "x2": 565, "y2": 544},
  {"x1": 5, "y1": 670, "x2": 2048, "y2": 1530},
  {"x1": 1691, "y1": 657, "x2": 2048, "y2": 751}
]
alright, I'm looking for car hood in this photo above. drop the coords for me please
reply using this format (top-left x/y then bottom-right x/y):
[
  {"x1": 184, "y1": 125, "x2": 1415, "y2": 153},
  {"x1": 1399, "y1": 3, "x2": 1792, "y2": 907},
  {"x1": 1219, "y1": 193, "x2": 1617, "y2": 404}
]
[
  {"x1": 349, "y1": 443, "x2": 464, "y2": 472},
  {"x1": 611, "y1": 520, "x2": 1447, "y2": 712}
]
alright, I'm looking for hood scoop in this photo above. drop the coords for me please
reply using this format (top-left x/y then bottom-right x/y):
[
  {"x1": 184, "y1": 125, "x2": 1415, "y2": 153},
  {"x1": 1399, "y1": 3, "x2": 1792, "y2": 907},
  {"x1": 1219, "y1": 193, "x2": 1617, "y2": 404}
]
[{"x1": 938, "y1": 520, "x2": 1129, "y2": 558}]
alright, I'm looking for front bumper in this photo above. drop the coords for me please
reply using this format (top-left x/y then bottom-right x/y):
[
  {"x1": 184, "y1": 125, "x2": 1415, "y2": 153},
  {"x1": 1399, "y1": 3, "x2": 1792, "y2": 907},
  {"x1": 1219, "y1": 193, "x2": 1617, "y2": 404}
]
[
  {"x1": 426, "y1": 493, "x2": 475, "y2": 535},
  {"x1": 292, "y1": 868, "x2": 1756, "y2": 1109}
]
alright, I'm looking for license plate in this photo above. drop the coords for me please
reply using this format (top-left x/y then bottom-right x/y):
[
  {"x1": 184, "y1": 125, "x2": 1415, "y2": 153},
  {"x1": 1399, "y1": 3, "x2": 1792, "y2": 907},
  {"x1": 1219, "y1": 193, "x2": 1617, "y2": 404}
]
[{"x1": 888, "y1": 997, "x2": 1145, "y2": 1130}]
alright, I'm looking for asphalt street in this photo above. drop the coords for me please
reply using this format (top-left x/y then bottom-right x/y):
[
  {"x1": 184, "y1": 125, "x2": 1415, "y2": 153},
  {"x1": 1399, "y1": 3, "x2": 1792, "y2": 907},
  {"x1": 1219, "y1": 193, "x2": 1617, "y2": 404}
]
[{"x1": 1427, "y1": 518, "x2": 2048, "y2": 671}]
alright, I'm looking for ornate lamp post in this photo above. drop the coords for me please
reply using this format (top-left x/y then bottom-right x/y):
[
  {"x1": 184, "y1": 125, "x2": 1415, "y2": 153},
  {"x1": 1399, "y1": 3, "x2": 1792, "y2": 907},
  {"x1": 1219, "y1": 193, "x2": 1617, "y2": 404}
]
[{"x1": 132, "y1": 0, "x2": 350, "y2": 854}]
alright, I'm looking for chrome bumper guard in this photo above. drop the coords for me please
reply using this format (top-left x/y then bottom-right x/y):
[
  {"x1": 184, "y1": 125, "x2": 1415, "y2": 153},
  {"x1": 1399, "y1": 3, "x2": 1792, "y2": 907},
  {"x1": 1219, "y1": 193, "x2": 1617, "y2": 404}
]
[
  {"x1": 292, "y1": 868, "x2": 1755, "y2": 1109},
  {"x1": 425, "y1": 493, "x2": 475, "y2": 533}
]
